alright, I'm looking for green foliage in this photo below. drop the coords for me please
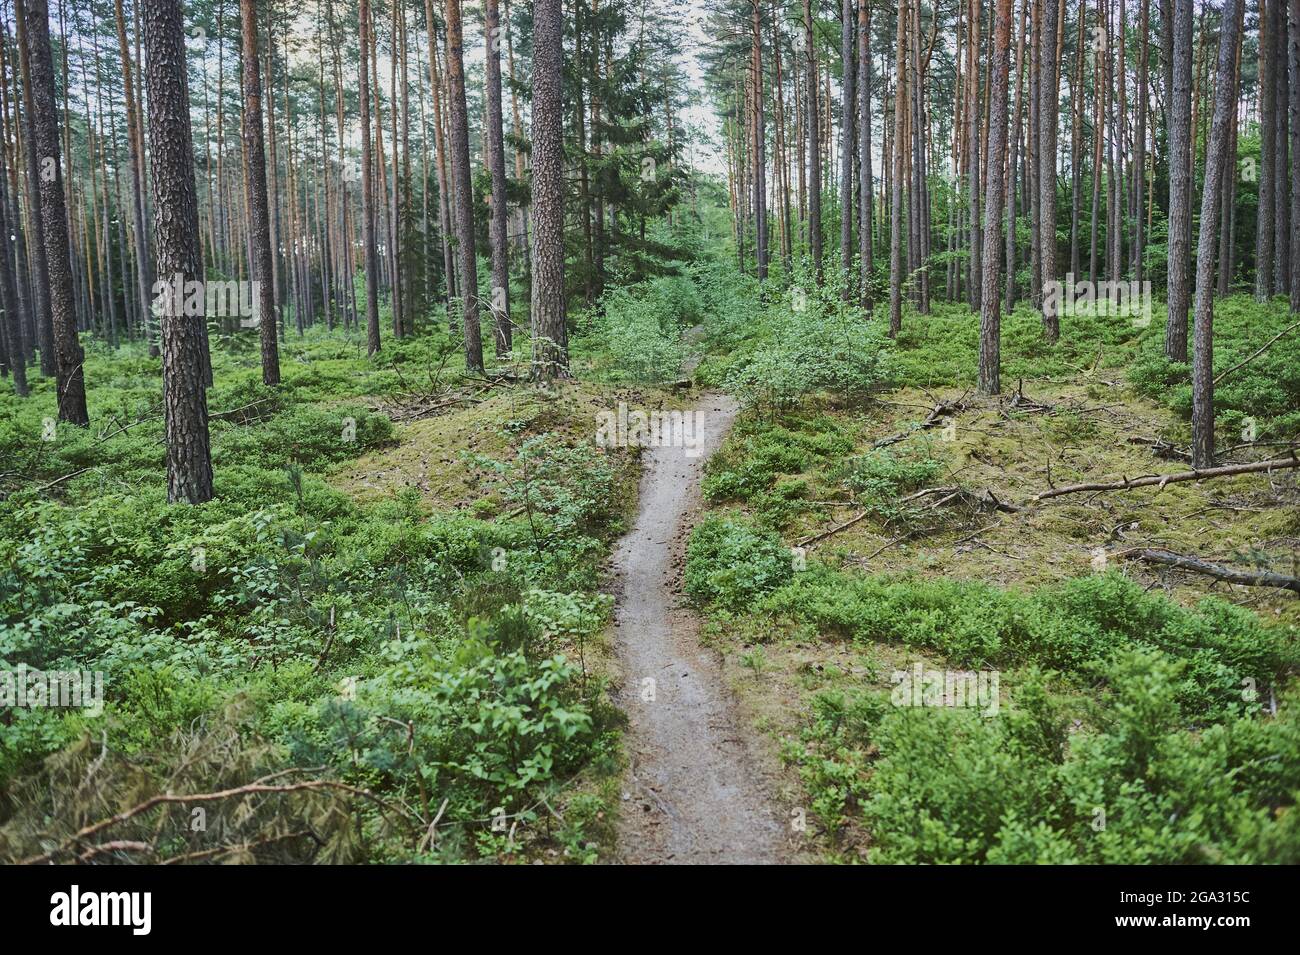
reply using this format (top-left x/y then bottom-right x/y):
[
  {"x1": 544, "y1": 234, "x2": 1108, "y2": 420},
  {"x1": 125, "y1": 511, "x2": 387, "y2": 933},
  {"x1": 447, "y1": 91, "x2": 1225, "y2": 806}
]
[
  {"x1": 756, "y1": 566, "x2": 1288, "y2": 720},
  {"x1": 1131, "y1": 295, "x2": 1300, "y2": 440},
  {"x1": 723, "y1": 267, "x2": 894, "y2": 409},
  {"x1": 684, "y1": 513, "x2": 794, "y2": 611},
  {"x1": 845, "y1": 657, "x2": 1300, "y2": 864}
]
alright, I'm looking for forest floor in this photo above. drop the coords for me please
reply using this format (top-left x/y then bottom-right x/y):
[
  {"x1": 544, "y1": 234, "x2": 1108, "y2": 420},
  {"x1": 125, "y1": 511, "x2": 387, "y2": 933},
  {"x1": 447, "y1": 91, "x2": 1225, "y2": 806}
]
[{"x1": 607, "y1": 393, "x2": 793, "y2": 864}]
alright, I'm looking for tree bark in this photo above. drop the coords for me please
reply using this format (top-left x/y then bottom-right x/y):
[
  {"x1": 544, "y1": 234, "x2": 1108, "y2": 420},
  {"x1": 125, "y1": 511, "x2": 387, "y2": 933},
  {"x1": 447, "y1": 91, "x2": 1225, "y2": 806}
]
[
  {"x1": 444, "y1": 0, "x2": 483, "y2": 372},
  {"x1": 839, "y1": 0, "x2": 855, "y2": 295},
  {"x1": 240, "y1": 0, "x2": 280, "y2": 385},
  {"x1": 142, "y1": 0, "x2": 215, "y2": 502},
  {"x1": 803, "y1": 0, "x2": 823, "y2": 283},
  {"x1": 979, "y1": 0, "x2": 1013, "y2": 396},
  {"x1": 485, "y1": 0, "x2": 512, "y2": 354},
  {"x1": 1190, "y1": 0, "x2": 1243, "y2": 468},
  {"x1": 1257, "y1": 0, "x2": 1277, "y2": 301},
  {"x1": 18, "y1": 0, "x2": 86, "y2": 425},
  {"x1": 1038, "y1": 0, "x2": 1060, "y2": 340},
  {"x1": 529, "y1": 0, "x2": 567, "y2": 380},
  {"x1": 359, "y1": 0, "x2": 381, "y2": 354},
  {"x1": 1165, "y1": 0, "x2": 1193, "y2": 359}
]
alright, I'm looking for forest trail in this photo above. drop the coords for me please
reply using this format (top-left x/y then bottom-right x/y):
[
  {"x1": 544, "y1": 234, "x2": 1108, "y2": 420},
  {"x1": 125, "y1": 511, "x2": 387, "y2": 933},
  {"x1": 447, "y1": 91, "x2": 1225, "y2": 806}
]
[{"x1": 608, "y1": 393, "x2": 790, "y2": 864}]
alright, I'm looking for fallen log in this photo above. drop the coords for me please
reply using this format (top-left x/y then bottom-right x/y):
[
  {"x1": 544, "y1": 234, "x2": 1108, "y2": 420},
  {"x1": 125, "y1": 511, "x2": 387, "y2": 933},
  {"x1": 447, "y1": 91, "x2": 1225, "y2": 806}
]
[
  {"x1": 1115, "y1": 548, "x2": 1300, "y2": 594},
  {"x1": 1031, "y1": 455, "x2": 1300, "y2": 502}
]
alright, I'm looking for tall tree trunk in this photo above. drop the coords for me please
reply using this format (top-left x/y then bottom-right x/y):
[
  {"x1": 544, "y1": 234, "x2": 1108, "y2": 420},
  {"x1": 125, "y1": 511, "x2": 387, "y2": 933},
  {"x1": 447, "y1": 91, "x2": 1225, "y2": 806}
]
[
  {"x1": 888, "y1": 0, "x2": 906, "y2": 335},
  {"x1": 14, "y1": 0, "x2": 55, "y2": 375},
  {"x1": 530, "y1": 0, "x2": 567, "y2": 380},
  {"x1": 1165, "y1": 0, "x2": 1193, "y2": 360},
  {"x1": 858, "y1": 0, "x2": 874, "y2": 309},
  {"x1": 444, "y1": 0, "x2": 483, "y2": 372},
  {"x1": 1290, "y1": 0, "x2": 1300, "y2": 311},
  {"x1": 18, "y1": 0, "x2": 86, "y2": 425},
  {"x1": 968, "y1": 0, "x2": 983, "y2": 310},
  {"x1": 1191, "y1": 0, "x2": 1243, "y2": 468},
  {"x1": 1005, "y1": 0, "x2": 1027, "y2": 310},
  {"x1": 1257, "y1": 0, "x2": 1277, "y2": 300},
  {"x1": 803, "y1": 0, "x2": 823, "y2": 283},
  {"x1": 142, "y1": 0, "x2": 215, "y2": 502},
  {"x1": 1038, "y1": 0, "x2": 1060, "y2": 340},
  {"x1": 240, "y1": 0, "x2": 280, "y2": 386},
  {"x1": 359, "y1": 0, "x2": 382, "y2": 354},
  {"x1": 485, "y1": 0, "x2": 512, "y2": 354},
  {"x1": 1134, "y1": 0, "x2": 1149, "y2": 282},
  {"x1": 839, "y1": 0, "x2": 855, "y2": 294},
  {"x1": 979, "y1": 0, "x2": 1013, "y2": 396}
]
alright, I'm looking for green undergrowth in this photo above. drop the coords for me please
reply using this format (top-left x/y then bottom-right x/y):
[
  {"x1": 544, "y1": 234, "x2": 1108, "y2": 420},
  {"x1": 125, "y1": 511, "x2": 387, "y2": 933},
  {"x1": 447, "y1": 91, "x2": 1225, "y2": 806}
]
[
  {"x1": 685, "y1": 279, "x2": 1300, "y2": 864},
  {"x1": 0, "y1": 327, "x2": 630, "y2": 864}
]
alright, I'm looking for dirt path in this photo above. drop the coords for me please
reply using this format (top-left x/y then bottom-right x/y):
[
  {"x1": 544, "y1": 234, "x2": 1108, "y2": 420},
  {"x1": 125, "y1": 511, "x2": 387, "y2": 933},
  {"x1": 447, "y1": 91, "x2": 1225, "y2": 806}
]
[{"x1": 608, "y1": 394, "x2": 789, "y2": 864}]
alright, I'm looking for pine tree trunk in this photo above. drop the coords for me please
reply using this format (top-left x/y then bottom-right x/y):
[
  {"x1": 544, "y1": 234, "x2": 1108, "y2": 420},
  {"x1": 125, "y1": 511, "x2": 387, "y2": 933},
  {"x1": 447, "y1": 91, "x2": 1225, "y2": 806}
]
[
  {"x1": 979, "y1": 0, "x2": 1014, "y2": 396},
  {"x1": 1038, "y1": 0, "x2": 1060, "y2": 340},
  {"x1": 803, "y1": 0, "x2": 823, "y2": 283},
  {"x1": 485, "y1": 0, "x2": 512, "y2": 354},
  {"x1": 1289, "y1": 0, "x2": 1300, "y2": 310},
  {"x1": 1005, "y1": 0, "x2": 1027, "y2": 311},
  {"x1": 359, "y1": 0, "x2": 382, "y2": 354},
  {"x1": 529, "y1": 0, "x2": 567, "y2": 380},
  {"x1": 1191, "y1": 0, "x2": 1243, "y2": 468},
  {"x1": 752, "y1": 1, "x2": 768, "y2": 282},
  {"x1": 1165, "y1": 0, "x2": 1193, "y2": 359},
  {"x1": 142, "y1": 0, "x2": 215, "y2": 502},
  {"x1": 240, "y1": 0, "x2": 280, "y2": 386},
  {"x1": 1257, "y1": 0, "x2": 1277, "y2": 301},
  {"x1": 888, "y1": 0, "x2": 906, "y2": 335},
  {"x1": 18, "y1": 0, "x2": 87, "y2": 425},
  {"x1": 858, "y1": 0, "x2": 873, "y2": 309},
  {"x1": 444, "y1": 0, "x2": 483, "y2": 371},
  {"x1": 839, "y1": 0, "x2": 855, "y2": 295}
]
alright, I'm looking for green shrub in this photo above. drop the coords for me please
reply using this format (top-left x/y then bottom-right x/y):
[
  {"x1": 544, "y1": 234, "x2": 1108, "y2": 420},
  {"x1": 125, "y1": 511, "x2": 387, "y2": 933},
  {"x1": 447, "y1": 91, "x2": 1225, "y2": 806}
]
[{"x1": 684, "y1": 514, "x2": 794, "y2": 610}]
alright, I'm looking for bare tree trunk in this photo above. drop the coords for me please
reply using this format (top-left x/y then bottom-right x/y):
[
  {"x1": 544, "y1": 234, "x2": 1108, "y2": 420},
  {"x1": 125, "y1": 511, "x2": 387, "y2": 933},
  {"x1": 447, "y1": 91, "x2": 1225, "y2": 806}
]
[
  {"x1": 858, "y1": 0, "x2": 874, "y2": 309},
  {"x1": 1134, "y1": 0, "x2": 1149, "y2": 282},
  {"x1": 530, "y1": 0, "x2": 567, "y2": 380},
  {"x1": 888, "y1": 0, "x2": 906, "y2": 335},
  {"x1": 1165, "y1": 0, "x2": 1193, "y2": 360},
  {"x1": 839, "y1": 0, "x2": 855, "y2": 295},
  {"x1": 240, "y1": 0, "x2": 280, "y2": 386},
  {"x1": 980, "y1": 0, "x2": 1013, "y2": 396},
  {"x1": 1191, "y1": 0, "x2": 1243, "y2": 468},
  {"x1": 18, "y1": 0, "x2": 86, "y2": 425},
  {"x1": 803, "y1": 0, "x2": 823, "y2": 283},
  {"x1": 359, "y1": 0, "x2": 381, "y2": 354},
  {"x1": 968, "y1": 0, "x2": 983, "y2": 311},
  {"x1": 444, "y1": 0, "x2": 483, "y2": 371},
  {"x1": 484, "y1": 0, "x2": 512, "y2": 354},
  {"x1": 142, "y1": 0, "x2": 214, "y2": 502},
  {"x1": 1038, "y1": 0, "x2": 1060, "y2": 340},
  {"x1": 1290, "y1": 0, "x2": 1300, "y2": 310},
  {"x1": 1257, "y1": 0, "x2": 1277, "y2": 301},
  {"x1": 1005, "y1": 0, "x2": 1027, "y2": 311},
  {"x1": 746, "y1": 2, "x2": 765, "y2": 283}
]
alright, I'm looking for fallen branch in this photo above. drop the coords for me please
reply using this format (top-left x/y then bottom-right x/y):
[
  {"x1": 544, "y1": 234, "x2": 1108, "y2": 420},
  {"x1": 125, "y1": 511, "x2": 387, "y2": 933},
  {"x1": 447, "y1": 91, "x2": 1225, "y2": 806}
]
[
  {"x1": 1031, "y1": 455, "x2": 1300, "y2": 502},
  {"x1": 799, "y1": 510, "x2": 870, "y2": 548},
  {"x1": 1115, "y1": 548, "x2": 1300, "y2": 594},
  {"x1": 870, "y1": 394, "x2": 969, "y2": 449},
  {"x1": 20, "y1": 778, "x2": 420, "y2": 865},
  {"x1": 1213, "y1": 318, "x2": 1300, "y2": 386}
]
